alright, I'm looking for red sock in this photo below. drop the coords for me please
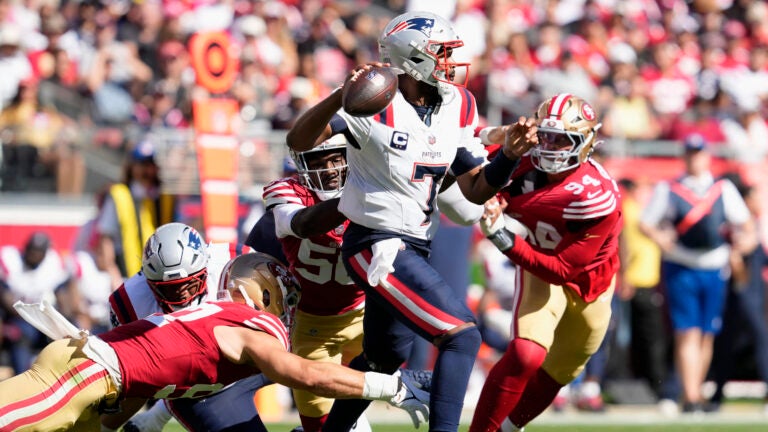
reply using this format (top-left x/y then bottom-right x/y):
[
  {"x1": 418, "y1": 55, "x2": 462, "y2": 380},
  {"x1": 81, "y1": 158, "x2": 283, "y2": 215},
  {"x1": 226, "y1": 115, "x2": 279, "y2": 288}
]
[
  {"x1": 299, "y1": 414, "x2": 328, "y2": 432},
  {"x1": 469, "y1": 339, "x2": 547, "y2": 432},
  {"x1": 508, "y1": 368, "x2": 563, "y2": 427}
]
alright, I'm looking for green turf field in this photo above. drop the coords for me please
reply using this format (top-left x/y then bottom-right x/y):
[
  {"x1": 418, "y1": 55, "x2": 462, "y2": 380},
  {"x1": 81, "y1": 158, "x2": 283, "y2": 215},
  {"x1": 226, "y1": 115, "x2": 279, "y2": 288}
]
[{"x1": 162, "y1": 422, "x2": 768, "y2": 431}]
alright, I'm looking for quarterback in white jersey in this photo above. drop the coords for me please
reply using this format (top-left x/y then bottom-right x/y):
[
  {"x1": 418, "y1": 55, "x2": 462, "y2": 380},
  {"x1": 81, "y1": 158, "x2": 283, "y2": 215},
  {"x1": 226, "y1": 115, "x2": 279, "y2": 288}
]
[
  {"x1": 287, "y1": 10, "x2": 538, "y2": 431},
  {"x1": 337, "y1": 87, "x2": 488, "y2": 240}
]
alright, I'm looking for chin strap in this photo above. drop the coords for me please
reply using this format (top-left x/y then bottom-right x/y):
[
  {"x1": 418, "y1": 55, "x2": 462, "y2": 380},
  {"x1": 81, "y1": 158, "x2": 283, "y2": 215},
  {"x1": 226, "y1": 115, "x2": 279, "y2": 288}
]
[{"x1": 237, "y1": 285, "x2": 256, "y2": 309}]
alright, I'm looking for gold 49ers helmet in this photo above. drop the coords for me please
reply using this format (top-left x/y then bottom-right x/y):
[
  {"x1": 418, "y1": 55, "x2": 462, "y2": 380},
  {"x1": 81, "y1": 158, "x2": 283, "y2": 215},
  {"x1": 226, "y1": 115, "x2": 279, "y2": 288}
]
[
  {"x1": 217, "y1": 252, "x2": 301, "y2": 329},
  {"x1": 532, "y1": 93, "x2": 602, "y2": 174}
]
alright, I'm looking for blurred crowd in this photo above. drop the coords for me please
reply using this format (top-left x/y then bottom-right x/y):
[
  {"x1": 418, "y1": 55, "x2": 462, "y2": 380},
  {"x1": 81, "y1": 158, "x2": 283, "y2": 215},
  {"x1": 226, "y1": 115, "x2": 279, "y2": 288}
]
[{"x1": 0, "y1": 0, "x2": 767, "y2": 194}]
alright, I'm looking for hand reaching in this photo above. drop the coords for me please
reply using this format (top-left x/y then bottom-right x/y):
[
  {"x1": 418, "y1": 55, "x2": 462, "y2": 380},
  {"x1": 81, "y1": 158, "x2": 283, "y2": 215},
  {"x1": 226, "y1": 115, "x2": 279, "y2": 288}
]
[
  {"x1": 342, "y1": 62, "x2": 392, "y2": 90},
  {"x1": 502, "y1": 116, "x2": 538, "y2": 159},
  {"x1": 480, "y1": 196, "x2": 514, "y2": 251},
  {"x1": 388, "y1": 370, "x2": 430, "y2": 428}
]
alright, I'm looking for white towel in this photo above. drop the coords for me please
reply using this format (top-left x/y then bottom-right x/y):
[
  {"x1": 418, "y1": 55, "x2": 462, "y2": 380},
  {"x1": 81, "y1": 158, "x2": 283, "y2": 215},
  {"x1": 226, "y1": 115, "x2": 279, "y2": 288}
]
[
  {"x1": 13, "y1": 300, "x2": 88, "y2": 340},
  {"x1": 366, "y1": 238, "x2": 402, "y2": 286}
]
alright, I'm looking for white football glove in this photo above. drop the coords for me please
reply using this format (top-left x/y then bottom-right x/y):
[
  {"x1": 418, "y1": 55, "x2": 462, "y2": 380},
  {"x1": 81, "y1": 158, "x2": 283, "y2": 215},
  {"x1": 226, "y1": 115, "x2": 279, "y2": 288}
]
[
  {"x1": 480, "y1": 202, "x2": 515, "y2": 252},
  {"x1": 122, "y1": 401, "x2": 172, "y2": 432},
  {"x1": 366, "y1": 238, "x2": 402, "y2": 286},
  {"x1": 388, "y1": 370, "x2": 430, "y2": 429}
]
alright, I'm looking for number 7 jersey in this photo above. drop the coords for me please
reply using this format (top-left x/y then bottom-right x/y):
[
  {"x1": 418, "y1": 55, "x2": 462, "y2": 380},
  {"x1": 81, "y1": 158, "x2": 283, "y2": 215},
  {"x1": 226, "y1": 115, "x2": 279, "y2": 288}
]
[{"x1": 336, "y1": 86, "x2": 487, "y2": 240}]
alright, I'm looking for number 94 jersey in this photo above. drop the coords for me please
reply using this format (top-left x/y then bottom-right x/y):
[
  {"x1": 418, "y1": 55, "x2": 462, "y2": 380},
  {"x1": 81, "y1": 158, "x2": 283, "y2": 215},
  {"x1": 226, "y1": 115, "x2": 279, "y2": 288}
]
[
  {"x1": 263, "y1": 177, "x2": 364, "y2": 316},
  {"x1": 500, "y1": 157, "x2": 622, "y2": 302}
]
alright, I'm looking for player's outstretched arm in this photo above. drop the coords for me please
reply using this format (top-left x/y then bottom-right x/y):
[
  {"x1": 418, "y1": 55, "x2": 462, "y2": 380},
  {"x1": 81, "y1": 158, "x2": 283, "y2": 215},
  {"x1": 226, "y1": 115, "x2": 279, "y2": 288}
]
[
  {"x1": 289, "y1": 198, "x2": 347, "y2": 238},
  {"x1": 218, "y1": 326, "x2": 375, "y2": 398},
  {"x1": 215, "y1": 326, "x2": 423, "y2": 404},
  {"x1": 286, "y1": 95, "x2": 339, "y2": 153},
  {"x1": 457, "y1": 117, "x2": 538, "y2": 204},
  {"x1": 287, "y1": 62, "x2": 390, "y2": 153}
]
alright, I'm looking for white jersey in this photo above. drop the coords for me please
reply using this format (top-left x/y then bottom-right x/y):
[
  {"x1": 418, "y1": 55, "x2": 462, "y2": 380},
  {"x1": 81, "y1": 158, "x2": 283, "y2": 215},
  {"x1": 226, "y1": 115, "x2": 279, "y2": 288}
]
[
  {"x1": 337, "y1": 86, "x2": 487, "y2": 240},
  {"x1": 108, "y1": 242, "x2": 254, "y2": 326},
  {"x1": 0, "y1": 246, "x2": 68, "y2": 305}
]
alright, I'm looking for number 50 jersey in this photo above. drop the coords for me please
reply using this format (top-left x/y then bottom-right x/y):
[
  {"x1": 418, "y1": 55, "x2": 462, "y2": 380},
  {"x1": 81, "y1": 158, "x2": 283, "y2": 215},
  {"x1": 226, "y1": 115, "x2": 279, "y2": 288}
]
[{"x1": 264, "y1": 177, "x2": 364, "y2": 316}]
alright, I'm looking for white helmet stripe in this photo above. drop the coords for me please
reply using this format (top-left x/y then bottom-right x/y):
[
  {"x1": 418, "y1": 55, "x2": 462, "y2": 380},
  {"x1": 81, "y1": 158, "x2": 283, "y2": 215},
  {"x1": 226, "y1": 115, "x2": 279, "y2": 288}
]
[{"x1": 547, "y1": 93, "x2": 572, "y2": 118}]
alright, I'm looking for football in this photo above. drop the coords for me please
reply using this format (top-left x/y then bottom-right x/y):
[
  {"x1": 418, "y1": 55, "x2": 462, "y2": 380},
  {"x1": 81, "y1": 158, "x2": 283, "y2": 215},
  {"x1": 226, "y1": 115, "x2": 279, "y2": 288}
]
[{"x1": 341, "y1": 66, "x2": 399, "y2": 117}]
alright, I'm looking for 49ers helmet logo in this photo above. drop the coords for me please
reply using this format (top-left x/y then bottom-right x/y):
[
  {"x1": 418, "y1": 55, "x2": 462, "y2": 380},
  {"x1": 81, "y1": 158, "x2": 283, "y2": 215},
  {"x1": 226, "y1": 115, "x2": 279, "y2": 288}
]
[{"x1": 581, "y1": 103, "x2": 596, "y2": 121}]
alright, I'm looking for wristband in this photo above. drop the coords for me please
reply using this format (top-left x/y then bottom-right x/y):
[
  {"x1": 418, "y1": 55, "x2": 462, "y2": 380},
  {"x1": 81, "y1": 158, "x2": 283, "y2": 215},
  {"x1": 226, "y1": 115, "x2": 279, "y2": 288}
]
[
  {"x1": 478, "y1": 127, "x2": 495, "y2": 145},
  {"x1": 483, "y1": 151, "x2": 520, "y2": 188},
  {"x1": 362, "y1": 372, "x2": 400, "y2": 400},
  {"x1": 487, "y1": 228, "x2": 515, "y2": 252}
]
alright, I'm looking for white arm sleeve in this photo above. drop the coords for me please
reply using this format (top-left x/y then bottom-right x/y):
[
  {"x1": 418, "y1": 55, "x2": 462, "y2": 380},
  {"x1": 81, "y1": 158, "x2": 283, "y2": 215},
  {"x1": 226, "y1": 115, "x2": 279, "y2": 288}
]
[
  {"x1": 272, "y1": 203, "x2": 305, "y2": 239},
  {"x1": 436, "y1": 182, "x2": 483, "y2": 226}
]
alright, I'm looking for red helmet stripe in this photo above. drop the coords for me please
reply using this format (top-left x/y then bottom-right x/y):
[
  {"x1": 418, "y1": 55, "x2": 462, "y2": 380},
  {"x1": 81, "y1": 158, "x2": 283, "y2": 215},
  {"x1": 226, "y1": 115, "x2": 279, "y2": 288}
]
[
  {"x1": 547, "y1": 93, "x2": 572, "y2": 118},
  {"x1": 386, "y1": 21, "x2": 409, "y2": 36}
]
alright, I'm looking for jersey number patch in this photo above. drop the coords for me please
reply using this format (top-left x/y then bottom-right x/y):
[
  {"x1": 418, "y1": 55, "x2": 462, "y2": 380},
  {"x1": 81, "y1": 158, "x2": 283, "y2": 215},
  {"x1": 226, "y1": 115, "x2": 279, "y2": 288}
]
[
  {"x1": 296, "y1": 239, "x2": 352, "y2": 285},
  {"x1": 412, "y1": 163, "x2": 448, "y2": 225},
  {"x1": 146, "y1": 303, "x2": 227, "y2": 399}
]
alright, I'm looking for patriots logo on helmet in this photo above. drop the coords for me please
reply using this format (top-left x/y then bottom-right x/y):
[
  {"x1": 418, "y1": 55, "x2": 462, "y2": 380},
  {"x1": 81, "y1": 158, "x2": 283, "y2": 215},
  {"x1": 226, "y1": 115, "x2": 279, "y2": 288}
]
[
  {"x1": 386, "y1": 17, "x2": 434, "y2": 38},
  {"x1": 187, "y1": 230, "x2": 202, "y2": 250}
]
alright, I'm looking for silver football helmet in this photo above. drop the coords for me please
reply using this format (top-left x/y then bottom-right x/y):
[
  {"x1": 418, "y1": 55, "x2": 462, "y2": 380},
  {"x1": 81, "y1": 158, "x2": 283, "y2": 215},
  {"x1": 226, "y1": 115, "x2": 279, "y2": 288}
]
[
  {"x1": 289, "y1": 134, "x2": 348, "y2": 201},
  {"x1": 378, "y1": 11, "x2": 469, "y2": 96},
  {"x1": 142, "y1": 222, "x2": 209, "y2": 311},
  {"x1": 532, "y1": 93, "x2": 603, "y2": 174},
  {"x1": 217, "y1": 252, "x2": 301, "y2": 330}
]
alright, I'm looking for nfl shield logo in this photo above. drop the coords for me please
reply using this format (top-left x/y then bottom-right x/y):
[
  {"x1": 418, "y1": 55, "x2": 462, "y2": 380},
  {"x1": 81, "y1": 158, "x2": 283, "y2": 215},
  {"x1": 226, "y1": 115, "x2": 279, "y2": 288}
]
[
  {"x1": 428, "y1": 135, "x2": 436, "y2": 145},
  {"x1": 366, "y1": 70, "x2": 385, "y2": 86}
]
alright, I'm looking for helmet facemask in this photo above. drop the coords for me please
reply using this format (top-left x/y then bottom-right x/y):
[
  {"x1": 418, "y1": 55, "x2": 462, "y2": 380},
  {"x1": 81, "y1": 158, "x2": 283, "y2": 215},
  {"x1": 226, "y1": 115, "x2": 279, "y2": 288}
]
[
  {"x1": 147, "y1": 268, "x2": 208, "y2": 311},
  {"x1": 142, "y1": 222, "x2": 209, "y2": 312},
  {"x1": 290, "y1": 136, "x2": 347, "y2": 201},
  {"x1": 427, "y1": 41, "x2": 469, "y2": 91},
  {"x1": 532, "y1": 94, "x2": 602, "y2": 174}
]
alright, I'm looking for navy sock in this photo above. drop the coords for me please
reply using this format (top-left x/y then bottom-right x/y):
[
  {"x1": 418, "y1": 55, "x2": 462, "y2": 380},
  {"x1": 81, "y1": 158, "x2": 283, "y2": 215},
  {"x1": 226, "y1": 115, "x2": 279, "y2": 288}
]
[
  {"x1": 431, "y1": 326, "x2": 482, "y2": 431},
  {"x1": 321, "y1": 355, "x2": 374, "y2": 432}
]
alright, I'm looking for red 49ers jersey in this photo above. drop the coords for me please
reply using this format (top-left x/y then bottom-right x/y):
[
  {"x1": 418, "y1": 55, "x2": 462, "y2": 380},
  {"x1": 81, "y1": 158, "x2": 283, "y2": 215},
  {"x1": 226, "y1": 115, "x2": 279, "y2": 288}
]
[
  {"x1": 99, "y1": 301, "x2": 288, "y2": 399},
  {"x1": 499, "y1": 157, "x2": 622, "y2": 302},
  {"x1": 263, "y1": 178, "x2": 364, "y2": 316}
]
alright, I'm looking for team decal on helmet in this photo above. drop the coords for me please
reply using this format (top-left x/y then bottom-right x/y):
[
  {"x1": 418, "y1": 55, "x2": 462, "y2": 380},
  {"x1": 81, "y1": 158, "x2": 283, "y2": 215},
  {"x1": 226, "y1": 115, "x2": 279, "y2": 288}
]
[
  {"x1": 532, "y1": 93, "x2": 603, "y2": 174},
  {"x1": 385, "y1": 16, "x2": 435, "y2": 38}
]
